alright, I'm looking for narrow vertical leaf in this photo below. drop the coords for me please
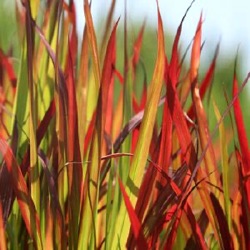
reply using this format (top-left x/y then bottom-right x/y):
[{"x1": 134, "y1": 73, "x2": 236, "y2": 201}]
[{"x1": 0, "y1": 139, "x2": 42, "y2": 249}]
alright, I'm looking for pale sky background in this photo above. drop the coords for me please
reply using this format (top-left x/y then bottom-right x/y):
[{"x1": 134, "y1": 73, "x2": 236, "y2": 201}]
[{"x1": 75, "y1": 0, "x2": 250, "y2": 78}]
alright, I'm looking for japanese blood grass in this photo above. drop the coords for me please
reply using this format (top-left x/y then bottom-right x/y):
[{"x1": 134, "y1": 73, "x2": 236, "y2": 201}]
[{"x1": 0, "y1": 0, "x2": 250, "y2": 249}]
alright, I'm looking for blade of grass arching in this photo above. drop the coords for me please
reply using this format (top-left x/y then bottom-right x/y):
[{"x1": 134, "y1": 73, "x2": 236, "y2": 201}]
[
  {"x1": 78, "y1": 20, "x2": 118, "y2": 248},
  {"x1": 118, "y1": 177, "x2": 148, "y2": 249},
  {"x1": 210, "y1": 193, "x2": 234, "y2": 249},
  {"x1": 0, "y1": 204, "x2": 7, "y2": 250},
  {"x1": 190, "y1": 15, "x2": 221, "y2": 189},
  {"x1": 213, "y1": 101, "x2": 231, "y2": 231},
  {"x1": 0, "y1": 138, "x2": 42, "y2": 249}
]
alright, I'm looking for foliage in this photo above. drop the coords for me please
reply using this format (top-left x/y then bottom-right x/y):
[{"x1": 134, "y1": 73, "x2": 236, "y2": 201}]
[{"x1": 0, "y1": 0, "x2": 250, "y2": 249}]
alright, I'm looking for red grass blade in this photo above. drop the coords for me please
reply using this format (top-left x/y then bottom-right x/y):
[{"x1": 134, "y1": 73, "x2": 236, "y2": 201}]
[
  {"x1": 157, "y1": 58, "x2": 172, "y2": 176},
  {"x1": 99, "y1": 18, "x2": 119, "y2": 141},
  {"x1": 0, "y1": 138, "x2": 42, "y2": 249},
  {"x1": 20, "y1": 99, "x2": 56, "y2": 174},
  {"x1": 0, "y1": 49, "x2": 17, "y2": 89},
  {"x1": 185, "y1": 203, "x2": 207, "y2": 249},
  {"x1": 132, "y1": 22, "x2": 146, "y2": 67},
  {"x1": 164, "y1": 208, "x2": 182, "y2": 249},
  {"x1": 0, "y1": 203, "x2": 7, "y2": 250},
  {"x1": 118, "y1": 177, "x2": 148, "y2": 249},
  {"x1": 169, "y1": 0, "x2": 195, "y2": 84},
  {"x1": 233, "y1": 71, "x2": 250, "y2": 173}
]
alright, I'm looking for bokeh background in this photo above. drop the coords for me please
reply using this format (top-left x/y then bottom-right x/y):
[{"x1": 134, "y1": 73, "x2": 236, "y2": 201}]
[{"x1": 1, "y1": 0, "x2": 250, "y2": 135}]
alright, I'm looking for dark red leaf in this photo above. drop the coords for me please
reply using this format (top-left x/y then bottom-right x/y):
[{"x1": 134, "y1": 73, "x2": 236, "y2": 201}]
[{"x1": 210, "y1": 193, "x2": 234, "y2": 250}]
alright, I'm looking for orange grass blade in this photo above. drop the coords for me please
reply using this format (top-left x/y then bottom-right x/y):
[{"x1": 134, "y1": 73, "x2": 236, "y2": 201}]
[
  {"x1": 39, "y1": 151, "x2": 66, "y2": 249},
  {"x1": 213, "y1": 101, "x2": 231, "y2": 230},
  {"x1": 190, "y1": 15, "x2": 220, "y2": 187},
  {"x1": 157, "y1": 59, "x2": 172, "y2": 179},
  {"x1": 188, "y1": 45, "x2": 219, "y2": 119},
  {"x1": 190, "y1": 14, "x2": 202, "y2": 85},
  {"x1": 0, "y1": 138, "x2": 42, "y2": 249},
  {"x1": 84, "y1": 0, "x2": 101, "y2": 86}
]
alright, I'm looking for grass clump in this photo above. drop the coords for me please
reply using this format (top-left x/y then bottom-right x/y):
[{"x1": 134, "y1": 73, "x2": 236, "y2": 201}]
[{"x1": 0, "y1": 1, "x2": 249, "y2": 249}]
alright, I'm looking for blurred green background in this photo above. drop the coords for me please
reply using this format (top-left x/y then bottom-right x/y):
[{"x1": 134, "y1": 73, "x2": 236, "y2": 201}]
[{"x1": 1, "y1": 0, "x2": 249, "y2": 140}]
